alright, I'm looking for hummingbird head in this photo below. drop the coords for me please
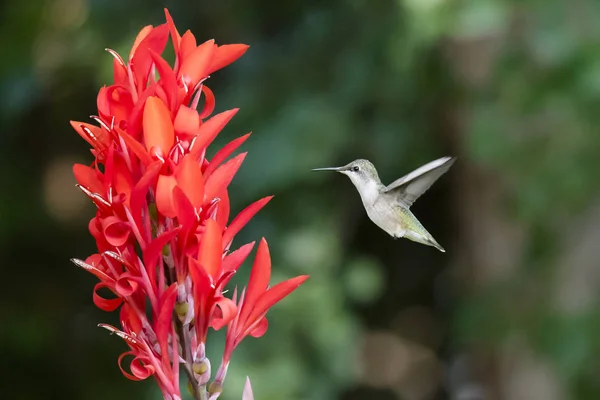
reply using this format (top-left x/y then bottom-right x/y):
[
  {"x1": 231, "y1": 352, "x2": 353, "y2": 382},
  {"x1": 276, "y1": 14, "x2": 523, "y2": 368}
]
[{"x1": 312, "y1": 159, "x2": 382, "y2": 192}]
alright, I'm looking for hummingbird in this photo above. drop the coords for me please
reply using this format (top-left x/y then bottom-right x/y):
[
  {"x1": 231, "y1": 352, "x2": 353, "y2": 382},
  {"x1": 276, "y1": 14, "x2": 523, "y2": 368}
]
[{"x1": 313, "y1": 156, "x2": 456, "y2": 252}]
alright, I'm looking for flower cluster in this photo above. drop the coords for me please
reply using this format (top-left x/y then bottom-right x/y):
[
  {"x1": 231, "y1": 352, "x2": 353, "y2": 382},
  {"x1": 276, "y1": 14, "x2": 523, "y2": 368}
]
[{"x1": 70, "y1": 9, "x2": 308, "y2": 400}]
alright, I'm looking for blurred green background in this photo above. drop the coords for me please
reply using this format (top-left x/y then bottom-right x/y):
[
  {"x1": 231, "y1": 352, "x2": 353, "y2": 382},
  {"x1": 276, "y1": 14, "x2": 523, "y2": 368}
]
[{"x1": 2, "y1": 0, "x2": 600, "y2": 399}]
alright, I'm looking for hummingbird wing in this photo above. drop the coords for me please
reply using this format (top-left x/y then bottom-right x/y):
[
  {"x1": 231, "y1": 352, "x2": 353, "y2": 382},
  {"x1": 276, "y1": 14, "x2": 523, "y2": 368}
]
[{"x1": 383, "y1": 156, "x2": 456, "y2": 207}]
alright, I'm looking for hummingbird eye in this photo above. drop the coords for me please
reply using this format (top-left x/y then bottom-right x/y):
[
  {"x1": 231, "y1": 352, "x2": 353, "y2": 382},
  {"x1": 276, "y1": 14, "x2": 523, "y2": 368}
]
[{"x1": 352, "y1": 166, "x2": 360, "y2": 172}]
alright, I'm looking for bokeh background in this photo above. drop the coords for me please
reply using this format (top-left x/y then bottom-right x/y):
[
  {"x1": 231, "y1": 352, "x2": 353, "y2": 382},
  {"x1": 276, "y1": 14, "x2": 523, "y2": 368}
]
[{"x1": 3, "y1": 0, "x2": 600, "y2": 399}]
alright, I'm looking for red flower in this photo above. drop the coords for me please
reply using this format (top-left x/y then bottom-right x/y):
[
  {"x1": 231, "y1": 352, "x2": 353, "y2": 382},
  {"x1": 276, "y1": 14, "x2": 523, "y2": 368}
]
[
  {"x1": 223, "y1": 239, "x2": 308, "y2": 364},
  {"x1": 70, "y1": 8, "x2": 308, "y2": 400}
]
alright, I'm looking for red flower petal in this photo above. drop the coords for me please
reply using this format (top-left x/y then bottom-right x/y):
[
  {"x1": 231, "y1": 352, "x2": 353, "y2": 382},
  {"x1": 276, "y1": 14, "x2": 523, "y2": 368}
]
[
  {"x1": 244, "y1": 239, "x2": 272, "y2": 309},
  {"x1": 118, "y1": 352, "x2": 155, "y2": 381},
  {"x1": 112, "y1": 54, "x2": 128, "y2": 86},
  {"x1": 130, "y1": 357, "x2": 155, "y2": 380},
  {"x1": 127, "y1": 82, "x2": 159, "y2": 139},
  {"x1": 149, "y1": 50, "x2": 178, "y2": 112},
  {"x1": 204, "y1": 152, "x2": 246, "y2": 203},
  {"x1": 130, "y1": 161, "x2": 162, "y2": 232},
  {"x1": 112, "y1": 155, "x2": 134, "y2": 202},
  {"x1": 204, "y1": 133, "x2": 251, "y2": 178},
  {"x1": 129, "y1": 25, "x2": 154, "y2": 60},
  {"x1": 198, "y1": 218, "x2": 222, "y2": 278},
  {"x1": 172, "y1": 186, "x2": 197, "y2": 232},
  {"x1": 179, "y1": 39, "x2": 215, "y2": 89},
  {"x1": 251, "y1": 275, "x2": 309, "y2": 320},
  {"x1": 120, "y1": 303, "x2": 143, "y2": 335},
  {"x1": 178, "y1": 30, "x2": 197, "y2": 62},
  {"x1": 93, "y1": 282, "x2": 122, "y2": 311},
  {"x1": 116, "y1": 127, "x2": 152, "y2": 166},
  {"x1": 222, "y1": 196, "x2": 272, "y2": 249},
  {"x1": 210, "y1": 296, "x2": 238, "y2": 330},
  {"x1": 215, "y1": 190, "x2": 230, "y2": 229},
  {"x1": 188, "y1": 257, "x2": 211, "y2": 295},
  {"x1": 156, "y1": 284, "x2": 177, "y2": 363},
  {"x1": 73, "y1": 163, "x2": 104, "y2": 196},
  {"x1": 142, "y1": 227, "x2": 180, "y2": 272},
  {"x1": 101, "y1": 216, "x2": 131, "y2": 247},
  {"x1": 130, "y1": 24, "x2": 169, "y2": 91},
  {"x1": 71, "y1": 257, "x2": 113, "y2": 282},
  {"x1": 164, "y1": 8, "x2": 181, "y2": 57},
  {"x1": 115, "y1": 274, "x2": 139, "y2": 297},
  {"x1": 175, "y1": 154, "x2": 205, "y2": 208},
  {"x1": 105, "y1": 85, "x2": 135, "y2": 123},
  {"x1": 156, "y1": 174, "x2": 177, "y2": 218},
  {"x1": 198, "y1": 85, "x2": 215, "y2": 119},
  {"x1": 70, "y1": 121, "x2": 109, "y2": 151},
  {"x1": 190, "y1": 109, "x2": 239, "y2": 159},
  {"x1": 222, "y1": 242, "x2": 255, "y2": 273},
  {"x1": 173, "y1": 105, "x2": 200, "y2": 139},
  {"x1": 207, "y1": 44, "x2": 249, "y2": 75},
  {"x1": 143, "y1": 96, "x2": 175, "y2": 156},
  {"x1": 249, "y1": 317, "x2": 268, "y2": 338},
  {"x1": 97, "y1": 86, "x2": 111, "y2": 121}
]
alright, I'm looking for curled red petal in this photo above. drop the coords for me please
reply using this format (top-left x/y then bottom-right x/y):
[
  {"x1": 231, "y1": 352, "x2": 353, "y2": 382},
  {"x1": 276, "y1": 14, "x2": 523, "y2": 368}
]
[
  {"x1": 198, "y1": 218, "x2": 223, "y2": 278},
  {"x1": 222, "y1": 196, "x2": 273, "y2": 249},
  {"x1": 249, "y1": 317, "x2": 268, "y2": 338},
  {"x1": 129, "y1": 357, "x2": 155, "y2": 380},
  {"x1": 204, "y1": 153, "x2": 246, "y2": 204},
  {"x1": 115, "y1": 274, "x2": 140, "y2": 297},
  {"x1": 118, "y1": 352, "x2": 155, "y2": 381},
  {"x1": 198, "y1": 85, "x2": 215, "y2": 119},
  {"x1": 204, "y1": 133, "x2": 251, "y2": 178},
  {"x1": 222, "y1": 242, "x2": 255, "y2": 273},
  {"x1": 101, "y1": 216, "x2": 131, "y2": 247},
  {"x1": 93, "y1": 282, "x2": 122, "y2": 311},
  {"x1": 179, "y1": 39, "x2": 215, "y2": 89},
  {"x1": 189, "y1": 109, "x2": 239, "y2": 159},
  {"x1": 175, "y1": 154, "x2": 205, "y2": 208},
  {"x1": 207, "y1": 44, "x2": 249, "y2": 75},
  {"x1": 210, "y1": 297, "x2": 237, "y2": 330},
  {"x1": 156, "y1": 174, "x2": 177, "y2": 218}
]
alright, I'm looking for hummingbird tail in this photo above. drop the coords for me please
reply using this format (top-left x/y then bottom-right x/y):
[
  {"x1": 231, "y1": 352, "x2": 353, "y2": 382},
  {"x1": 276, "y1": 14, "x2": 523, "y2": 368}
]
[
  {"x1": 403, "y1": 230, "x2": 446, "y2": 252},
  {"x1": 427, "y1": 238, "x2": 446, "y2": 252}
]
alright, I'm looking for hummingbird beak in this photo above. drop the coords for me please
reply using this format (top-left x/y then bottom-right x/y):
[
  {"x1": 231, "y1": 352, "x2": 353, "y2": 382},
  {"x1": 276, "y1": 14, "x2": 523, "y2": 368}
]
[{"x1": 312, "y1": 166, "x2": 343, "y2": 172}]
